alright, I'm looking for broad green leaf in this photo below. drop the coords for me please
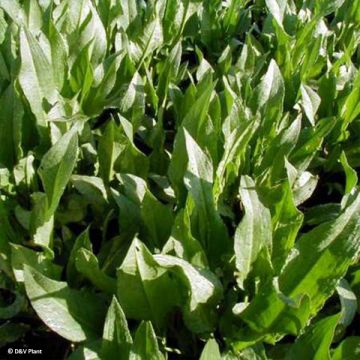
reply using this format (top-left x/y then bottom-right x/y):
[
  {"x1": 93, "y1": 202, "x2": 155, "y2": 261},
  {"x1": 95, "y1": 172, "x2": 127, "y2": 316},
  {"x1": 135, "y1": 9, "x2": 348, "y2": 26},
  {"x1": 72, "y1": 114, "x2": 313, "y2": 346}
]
[
  {"x1": 265, "y1": 0, "x2": 286, "y2": 27},
  {"x1": 168, "y1": 78, "x2": 215, "y2": 202},
  {"x1": 336, "y1": 279, "x2": 357, "y2": 329},
  {"x1": 23, "y1": 0, "x2": 42, "y2": 33},
  {"x1": 300, "y1": 84, "x2": 321, "y2": 126},
  {"x1": 216, "y1": 115, "x2": 259, "y2": 198},
  {"x1": 0, "y1": 0, "x2": 24, "y2": 25},
  {"x1": 29, "y1": 192, "x2": 54, "y2": 256},
  {"x1": 332, "y1": 337, "x2": 360, "y2": 360},
  {"x1": 71, "y1": 175, "x2": 108, "y2": 210},
  {"x1": 234, "y1": 190, "x2": 360, "y2": 348},
  {"x1": 66, "y1": 227, "x2": 92, "y2": 287},
  {"x1": 117, "y1": 239, "x2": 180, "y2": 329},
  {"x1": 163, "y1": 208, "x2": 208, "y2": 269},
  {"x1": 286, "y1": 314, "x2": 340, "y2": 360},
  {"x1": 292, "y1": 170, "x2": 318, "y2": 207},
  {"x1": 119, "y1": 72, "x2": 145, "y2": 130},
  {"x1": 118, "y1": 0, "x2": 138, "y2": 31},
  {"x1": 234, "y1": 176, "x2": 272, "y2": 288},
  {"x1": 38, "y1": 125, "x2": 79, "y2": 216},
  {"x1": 251, "y1": 60, "x2": 285, "y2": 138},
  {"x1": 84, "y1": 51, "x2": 124, "y2": 115},
  {"x1": 253, "y1": 60, "x2": 284, "y2": 124},
  {"x1": 315, "y1": 0, "x2": 346, "y2": 16},
  {"x1": 24, "y1": 265, "x2": 106, "y2": 342},
  {"x1": 154, "y1": 254, "x2": 223, "y2": 333},
  {"x1": 114, "y1": 117, "x2": 149, "y2": 178},
  {"x1": 305, "y1": 204, "x2": 341, "y2": 226},
  {"x1": 75, "y1": 248, "x2": 116, "y2": 294},
  {"x1": 67, "y1": 341, "x2": 102, "y2": 360},
  {"x1": 129, "y1": 11, "x2": 163, "y2": 65},
  {"x1": 11, "y1": 243, "x2": 61, "y2": 282},
  {"x1": 340, "y1": 70, "x2": 360, "y2": 127},
  {"x1": 140, "y1": 190, "x2": 174, "y2": 250},
  {"x1": 19, "y1": 27, "x2": 57, "y2": 129},
  {"x1": 0, "y1": 84, "x2": 23, "y2": 168},
  {"x1": 256, "y1": 115, "x2": 301, "y2": 180},
  {"x1": 110, "y1": 174, "x2": 147, "y2": 240},
  {"x1": 2, "y1": 0, "x2": 360, "y2": 357},
  {"x1": 66, "y1": 0, "x2": 107, "y2": 65},
  {"x1": 291, "y1": 117, "x2": 335, "y2": 171},
  {"x1": 183, "y1": 129, "x2": 230, "y2": 265},
  {"x1": 340, "y1": 152, "x2": 358, "y2": 194},
  {"x1": 157, "y1": 42, "x2": 182, "y2": 100},
  {"x1": 102, "y1": 296, "x2": 133, "y2": 360},
  {"x1": 199, "y1": 339, "x2": 221, "y2": 360},
  {"x1": 69, "y1": 42, "x2": 94, "y2": 102},
  {"x1": 98, "y1": 120, "x2": 120, "y2": 184},
  {"x1": 264, "y1": 179, "x2": 304, "y2": 273},
  {"x1": 129, "y1": 321, "x2": 164, "y2": 360},
  {"x1": 48, "y1": 20, "x2": 67, "y2": 90}
]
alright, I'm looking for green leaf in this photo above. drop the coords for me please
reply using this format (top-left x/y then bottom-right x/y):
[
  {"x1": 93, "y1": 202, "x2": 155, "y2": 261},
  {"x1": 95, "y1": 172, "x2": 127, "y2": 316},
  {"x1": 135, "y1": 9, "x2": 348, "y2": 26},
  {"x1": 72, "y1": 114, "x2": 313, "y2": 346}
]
[
  {"x1": 216, "y1": 115, "x2": 259, "y2": 198},
  {"x1": 23, "y1": 0, "x2": 42, "y2": 33},
  {"x1": 183, "y1": 129, "x2": 230, "y2": 267},
  {"x1": 234, "y1": 176, "x2": 272, "y2": 288},
  {"x1": 265, "y1": 0, "x2": 286, "y2": 27},
  {"x1": 336, "y1": 279, "x2": 357, "y2": 330},
  {"x1": 0, "y1": 84, "x2": 23, "y2": 168},
  {"x1": 332, "y1": 337, "x2": 360, "y2": 360},
  {"x1": 71, "y1": 175, "x2": 108, "y2": 210},
  {"x1": 286, "y1": 314, "x2": 340, "y2": 360},
  {"x1": 66, "y1": 227, "x2": 93, "y2": 288},
  {"x1": 29, "y1": 192, "x2": 54, "y2": 256},
  {"x1": 11, "y1": 243, "x2": 61, "y2": 282},
  {"x1": 98, "y1": 120, "x2": 120, "y2": 184},
  {"x1": 253, "y1": 59, "x2": 284, "y2": 132},
  {"x1": 24, "y1": 265, "x2": 106, "y2": 342},
  {"x1": 66, "y1": 0, "x2": 107, "y2": 65},
  {"x1": 117, "y1": 239, "x2": 179, "y2": 329},
  {"x1": 0, "y1": 0, "x2": 24, "y2": 25},
  {"x1": 340, "y1": 71, "x2": 360, "y2": 126},
  {"x1": 18, "y1": 27, "x2": 57, "y2": 129},
  {"x1": 163, "y1": 208, "x2": 208, "y2": 269},
  {"x1": 38, "y1": 125, "x2": 79, "y2": 216},
  {"x1": 263, "y1": 178, "x2": 303, "y2": 273},
  {"x1": 340, "y1": 152, "x2": 358, "y2": 194},
  {"x1": 199, "y1": 339, "x2": 221, "y2": 360},
  {"x1": 300, "y1": 84, "x2": 321, "y2": 126},
  {"x1": 291, "y1": 117, "x2": 335, "y2": 171},
  {"x1": 154, "y1": 254, "x2": 223, "y2": 333},
  {"x1": 69, "y1": 42, "x2": 94, "y2": 102},
  {"x1": 119, "y1": 72, "x2": 145, "y2": 130},
  {"x1": 315, "y1": 0, "x2": 346, "y2": 16},
  {"x1": 140, "y1": 190, "x2": 174, "y2": 250},
  {"x1": 129, "y1": 11, "x2": 163, "y2": 65},
  {"x1": 75, "y1": 248, "x2": 116, "y2": 294},
  {"x1": 67, "y1": 341, "x2": 102, "y2": 360},
  {"x1": 129, "y1": 321, "x2": 164, "y2": 360},
  {"x1": 168, "y1": 79, "x2": 215, "y2": 202},
  {"x1": 48, "y1": 20, "x2": 68, "y2": 91},
  {"x1": 234, "y1": 190, "x2": 360, "y2": 348},
  {"x1": 101, "y1": 296, "x2": 133, "y2": 360}
]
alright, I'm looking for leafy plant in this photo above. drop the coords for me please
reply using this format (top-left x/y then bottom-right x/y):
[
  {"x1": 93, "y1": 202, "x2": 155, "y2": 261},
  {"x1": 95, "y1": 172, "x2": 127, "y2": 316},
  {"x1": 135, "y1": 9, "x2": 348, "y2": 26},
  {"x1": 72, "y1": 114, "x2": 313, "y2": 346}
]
[{"x1": 0, "y1": 0, "x2": 360, "y2": 358}]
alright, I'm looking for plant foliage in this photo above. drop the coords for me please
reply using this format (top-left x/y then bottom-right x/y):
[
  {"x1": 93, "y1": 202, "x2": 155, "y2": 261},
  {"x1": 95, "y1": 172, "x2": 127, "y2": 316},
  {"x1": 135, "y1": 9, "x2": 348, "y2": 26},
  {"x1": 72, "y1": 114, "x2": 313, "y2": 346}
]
[{"x1": 0, "y1": 0, "x2": 360, "y2": 358}]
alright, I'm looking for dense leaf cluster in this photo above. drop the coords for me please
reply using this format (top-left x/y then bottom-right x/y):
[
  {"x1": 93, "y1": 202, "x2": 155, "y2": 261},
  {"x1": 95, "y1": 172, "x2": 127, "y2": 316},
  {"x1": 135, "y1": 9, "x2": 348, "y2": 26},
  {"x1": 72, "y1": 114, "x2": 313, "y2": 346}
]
[{"x1": 0, "y1": 0, "x2": 360, "y2": 358}]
